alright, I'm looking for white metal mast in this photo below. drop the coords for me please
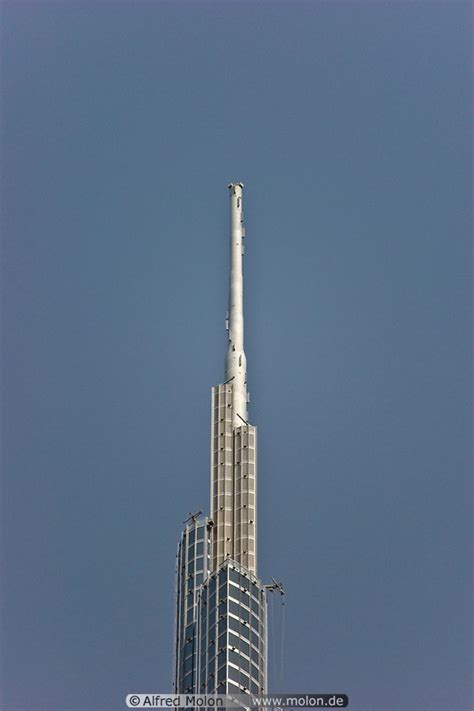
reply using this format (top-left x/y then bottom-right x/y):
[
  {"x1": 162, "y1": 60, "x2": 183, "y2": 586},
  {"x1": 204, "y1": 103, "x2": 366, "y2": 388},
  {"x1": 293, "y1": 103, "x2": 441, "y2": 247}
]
[{"x1": 225, "y1": 182, "x2": 248, "y2": 425}]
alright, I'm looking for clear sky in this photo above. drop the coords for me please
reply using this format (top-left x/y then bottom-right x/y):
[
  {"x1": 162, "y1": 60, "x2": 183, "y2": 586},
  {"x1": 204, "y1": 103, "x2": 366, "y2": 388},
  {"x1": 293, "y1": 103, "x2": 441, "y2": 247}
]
[{"x1": 1, "y1": 2, "x2": 472, "y2": 710}]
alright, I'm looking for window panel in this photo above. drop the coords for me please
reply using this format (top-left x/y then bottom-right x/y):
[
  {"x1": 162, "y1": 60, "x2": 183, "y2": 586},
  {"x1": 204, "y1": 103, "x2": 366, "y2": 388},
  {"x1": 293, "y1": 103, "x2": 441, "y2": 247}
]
[
  {"x1": 240, "y1": 576, "x2": 249, "y2": 591},
  {"x1": 238, "y1": 638, "x2": 250, "y2": 657},
  {"x1": 240, "y1": 671, "x2": 250, "y2": 688},
  {"x1": 218, "y1": 616, "x2": 227, "y2": 636},
  {"x1": 229, "y1": 600, "x2": 240, "y2": 618},
  {"x1": 228, "y1": 586, "x2": 240, "y2": 604},
  {"x1": 229, "y1": 568, "x2": 240, "y2": 586},
  {"x1": 228, "y1": 631, "x2": 239, "y2": 647},
  {"x1": 239, "y1": 655, "x2": 250, "y2": 672},
  {"x1": 240, "y1": 623, "x2": 250, "y2": 640},
  {"x1": 217, "y1": 651, "x2": 226, "y2": 668},
  {"x1": 228, "y1": 616, "x2": 240, "y2": 634},
  {"x1": 185, "y1": 624, "x2": 194, "y2": 640},
  {"x1": 228, "y1": 650, "x2": 241, "y2": 667},
  {"x1": 228, "y1": 666, "x2": 240, "y2": 683}
]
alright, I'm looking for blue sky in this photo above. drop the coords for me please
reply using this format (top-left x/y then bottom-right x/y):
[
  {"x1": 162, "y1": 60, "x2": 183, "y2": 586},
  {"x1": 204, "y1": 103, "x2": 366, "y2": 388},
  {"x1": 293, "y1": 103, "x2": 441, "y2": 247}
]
[{"x1": 1, "y1": 2, "x2": 472, "y2": 710}]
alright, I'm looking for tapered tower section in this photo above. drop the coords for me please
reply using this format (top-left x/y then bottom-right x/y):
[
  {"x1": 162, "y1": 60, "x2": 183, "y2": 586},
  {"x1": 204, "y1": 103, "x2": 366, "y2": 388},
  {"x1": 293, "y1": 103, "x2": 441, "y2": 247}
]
[
  {"x1": 210, "y1": 183, "x2": 257, "y2": 576},
  {"x1": 174, "y1": 184, "x2": 267, "y2": 698}
]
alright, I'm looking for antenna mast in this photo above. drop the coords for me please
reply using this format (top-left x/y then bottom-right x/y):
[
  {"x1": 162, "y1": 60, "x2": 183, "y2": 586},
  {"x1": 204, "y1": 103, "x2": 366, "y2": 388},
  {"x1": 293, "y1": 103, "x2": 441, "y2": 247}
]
[{"x1": 225, "y1": 182, "x2": 248, "y2": 426}]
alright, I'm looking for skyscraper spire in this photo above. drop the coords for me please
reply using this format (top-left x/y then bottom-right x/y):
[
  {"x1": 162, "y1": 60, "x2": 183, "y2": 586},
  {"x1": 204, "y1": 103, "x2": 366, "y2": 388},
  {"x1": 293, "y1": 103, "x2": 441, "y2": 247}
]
[
  {"x1": 174, "y1": 184, "x2": 267, "y2": 696},
  {"x1": 225, "y1": 182, "x2": 248, "y2": 426},
  {"x1": 210, "y1": 182, "x2": 257, "y2": 576}
]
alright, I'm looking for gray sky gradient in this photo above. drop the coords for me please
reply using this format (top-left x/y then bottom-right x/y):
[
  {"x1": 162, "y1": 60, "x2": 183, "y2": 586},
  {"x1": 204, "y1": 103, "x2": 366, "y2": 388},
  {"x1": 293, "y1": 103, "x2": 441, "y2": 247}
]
[{"x1": 1, "y1": 2, "x2": 472, "y2": 710}]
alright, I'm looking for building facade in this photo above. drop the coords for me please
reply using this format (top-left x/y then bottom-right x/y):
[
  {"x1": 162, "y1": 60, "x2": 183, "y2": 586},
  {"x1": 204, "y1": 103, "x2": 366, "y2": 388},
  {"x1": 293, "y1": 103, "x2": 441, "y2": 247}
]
[
  {"x1": 173, "y1": 183, "x2": 267, "y2": 697},
  {"x1": 173, "y1": 517, "x2": 211, "y2": 693},
  {"x1": 196, "y1": 561, "x2": 266, "y2": 695}
]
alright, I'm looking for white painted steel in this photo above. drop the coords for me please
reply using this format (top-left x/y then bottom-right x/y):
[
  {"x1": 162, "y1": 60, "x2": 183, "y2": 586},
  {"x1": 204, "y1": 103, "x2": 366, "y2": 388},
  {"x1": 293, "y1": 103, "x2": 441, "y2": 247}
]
[{"x1": 225, "y1": 183, "x2": 248, "y2": 427}]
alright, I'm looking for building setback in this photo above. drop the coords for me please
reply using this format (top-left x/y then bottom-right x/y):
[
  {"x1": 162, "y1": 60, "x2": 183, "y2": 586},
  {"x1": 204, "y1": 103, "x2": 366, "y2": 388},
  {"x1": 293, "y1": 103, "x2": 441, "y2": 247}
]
[{"x1": 173, "y1": 184, "x2": 267, "y2": 696}]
